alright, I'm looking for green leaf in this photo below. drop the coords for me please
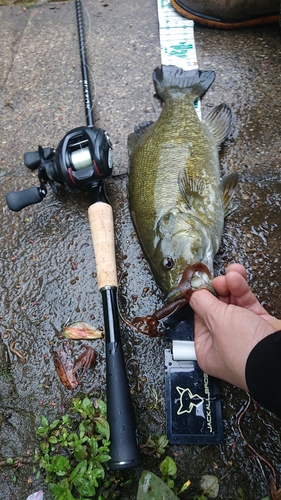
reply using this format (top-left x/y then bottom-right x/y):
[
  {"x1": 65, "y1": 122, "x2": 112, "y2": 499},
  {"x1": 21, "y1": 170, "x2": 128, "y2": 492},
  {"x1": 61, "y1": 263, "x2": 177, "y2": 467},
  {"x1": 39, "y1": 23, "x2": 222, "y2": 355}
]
[
  {"x1": 67, "y1": 432, "x2": 79, "y2": 444},
  {"x1": 97, "y1": 444, "x2": 110, "y2": 454},
  {"x1": 39, "y1": 453, "x2": 50, "y2": 469},
  {"x1": 69, "y1": 460, "x2": 88, "y2": 481},
  {"x1": 89, "y1": 437, "x2": 98, "y2": 456},
  {"x1": 52, "y1": 455, "x2": 71, "y2": 476},
  {"x1": 88, "y1": 458, "x2": 105, "y2": 475},
  {"x1": 79, "y1": 436, "x2": 89, "y2": 444},
  {"x1": 137, "y1": 471, "x2": 179, "y2": 500},
  {"x1": 95, "y1": 417, "x2": 110, "y2": 441},
  {"x1": 74, "y1": 476, "x2": 96, "y2": 496},
  {"x1": 74, "y1": 445, "x2": 88, "y2": 461},
  {"x1": 49, "y1": 479, "x2": 76, "y2": 499},
  {"x1": 200, "y1": 475, "x2": 219, "y2": 498},
  {"x1": 87, "y1": 465, "x2": 105, "y2": 483},
  {"x1": 102, "y1": 439, "x2": 111, "y2": 447},
  {"x1": 237, "y1": 487, "x2": 246, "y2": 500},
  {"x1": 59, "y1": 429, "x2": 69, "y2": 442},
  {"x1": 41, "y1": 415, "x2": 49, "y2": 427},
  {"x1": 166, "y1": 478, "x2": 175, "y2": 489},
  {"x1": 96, "y1": 453, "x2": 111, "y2": 463},
  {"x1": 159, "y1": 456, "x2": 177, "y2": 477},
  {"x1": 62, "y1": 414, "x2": 71, "y2": 426},
  {"x1": 84, "y1": 471, "x2": 99, "y2": 489},
  {"x1": 49, "y1": 436, "x2": 58, "y2": 444},
  {"x1": 6, "y1": 458, "x2": 14, "y2": 465},
  {"x1": 81, "y1": 397, "x2": 95, "y2": 418},
  {"x1": 36, "y1": 426, "x2": 49, "y2": 437},
  {"x1": 96, "y1": 399, "x2": 107, "y2": 415},
  {"x1": 79, "y1": 420, "x2": 89, "y2": 439},
  {"x1": 49, "y1": 419, "x2": 60, "y2": 430},
  {"x1": 158, "y1": 435, "x2": 169, "y2": 449},
  {"x1": 40, "y1": 442, "x2": 49, "y2": 454},
  {"x1": 45, "y1": 462, "x2": 55, "y2": 474}
]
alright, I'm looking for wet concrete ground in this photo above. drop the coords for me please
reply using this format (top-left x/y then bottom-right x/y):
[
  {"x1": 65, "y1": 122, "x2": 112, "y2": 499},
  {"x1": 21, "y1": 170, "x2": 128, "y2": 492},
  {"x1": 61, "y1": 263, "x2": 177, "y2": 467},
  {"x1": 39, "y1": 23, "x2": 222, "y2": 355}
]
[{"x1": 0, "y1": 1, "x2": 281, "y2": 499}]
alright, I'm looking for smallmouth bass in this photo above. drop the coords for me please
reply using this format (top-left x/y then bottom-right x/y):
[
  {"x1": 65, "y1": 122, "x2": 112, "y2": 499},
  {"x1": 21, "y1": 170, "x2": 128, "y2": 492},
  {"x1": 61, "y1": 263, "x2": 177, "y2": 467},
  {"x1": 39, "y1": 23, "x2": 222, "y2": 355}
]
[{"x1": 128, "y1": 65, "x2": 238, "y2": 303}]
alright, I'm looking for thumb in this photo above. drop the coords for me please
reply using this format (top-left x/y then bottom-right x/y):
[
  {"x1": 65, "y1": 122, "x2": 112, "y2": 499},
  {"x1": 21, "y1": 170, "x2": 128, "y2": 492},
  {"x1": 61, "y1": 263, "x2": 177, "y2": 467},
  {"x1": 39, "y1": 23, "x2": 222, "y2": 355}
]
[
  {"x1": 189, "y1": 288, "x2": 230, "y2": 343},
  {"x1": 189, "y1": 289, "x2": 223, "y2": 324},
  {"x1": 189, "y1": 289, "x2": 229, "y2": 379}
]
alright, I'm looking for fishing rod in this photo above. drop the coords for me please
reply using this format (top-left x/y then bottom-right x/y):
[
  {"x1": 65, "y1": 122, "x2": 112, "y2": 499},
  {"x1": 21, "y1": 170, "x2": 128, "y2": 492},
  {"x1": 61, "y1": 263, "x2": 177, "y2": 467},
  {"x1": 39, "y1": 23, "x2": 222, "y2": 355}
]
[{"x1": 6, "y1": 0, "x2": 141, "y2": 470}]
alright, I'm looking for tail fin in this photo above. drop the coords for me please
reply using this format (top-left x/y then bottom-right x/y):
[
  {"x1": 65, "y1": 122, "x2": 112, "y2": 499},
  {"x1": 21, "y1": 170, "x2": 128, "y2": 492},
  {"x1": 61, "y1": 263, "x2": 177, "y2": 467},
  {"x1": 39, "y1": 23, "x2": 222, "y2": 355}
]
[{"x1": 153, "y1": 65, "x2": 215, "y2": 102}]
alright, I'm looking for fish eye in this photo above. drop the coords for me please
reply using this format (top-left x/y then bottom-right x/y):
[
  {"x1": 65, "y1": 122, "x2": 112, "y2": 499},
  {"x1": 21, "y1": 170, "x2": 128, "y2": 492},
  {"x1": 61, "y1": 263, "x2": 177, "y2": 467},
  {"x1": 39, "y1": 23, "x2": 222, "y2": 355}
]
[{"x1": 162, "y1": 256, "x2": 174, "y2": 271}]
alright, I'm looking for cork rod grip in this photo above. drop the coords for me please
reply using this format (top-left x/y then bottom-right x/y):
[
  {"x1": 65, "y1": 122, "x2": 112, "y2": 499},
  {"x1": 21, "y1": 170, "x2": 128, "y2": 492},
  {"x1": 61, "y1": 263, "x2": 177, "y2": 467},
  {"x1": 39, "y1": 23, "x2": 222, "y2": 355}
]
[{"x1": 88, "y1": 202, "x2": 118, "y2": 290}]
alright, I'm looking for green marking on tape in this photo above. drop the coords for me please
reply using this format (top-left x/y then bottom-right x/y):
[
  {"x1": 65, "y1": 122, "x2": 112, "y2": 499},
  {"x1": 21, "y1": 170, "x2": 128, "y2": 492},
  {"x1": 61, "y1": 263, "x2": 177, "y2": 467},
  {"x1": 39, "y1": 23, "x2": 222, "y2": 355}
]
[{"x1": 167, "y1": 42, "x2": 194, "y2": 57}]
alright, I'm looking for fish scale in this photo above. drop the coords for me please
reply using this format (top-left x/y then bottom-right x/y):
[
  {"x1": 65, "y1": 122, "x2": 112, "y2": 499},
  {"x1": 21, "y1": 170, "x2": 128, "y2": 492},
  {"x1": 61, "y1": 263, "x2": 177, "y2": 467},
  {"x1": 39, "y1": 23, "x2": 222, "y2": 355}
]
[{"x1": 130, "y1": 102, "x2": 209, "y2": 218}]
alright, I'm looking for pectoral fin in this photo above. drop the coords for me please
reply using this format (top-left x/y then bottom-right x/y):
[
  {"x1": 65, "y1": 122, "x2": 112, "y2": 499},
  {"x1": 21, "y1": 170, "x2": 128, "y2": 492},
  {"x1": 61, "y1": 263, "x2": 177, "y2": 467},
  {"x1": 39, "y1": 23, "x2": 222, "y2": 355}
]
[
  {"x1": 204, "y1": 103, "x2": 232, "y2": 146},
  {"x1": 221, "y1": 172, "x2": 239, "y2": 217},
  {"x1": 178, "y1": 170, "x2": 205, "y2": 210}
]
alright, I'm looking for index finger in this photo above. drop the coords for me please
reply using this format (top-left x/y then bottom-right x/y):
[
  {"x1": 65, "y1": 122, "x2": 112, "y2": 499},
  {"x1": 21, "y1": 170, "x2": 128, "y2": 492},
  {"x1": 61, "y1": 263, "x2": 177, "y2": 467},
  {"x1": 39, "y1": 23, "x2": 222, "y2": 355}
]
[
  {"x1": 212, "y1": 264, "x2": 247, "y2": 300},
  {"x1": 225, "y1": 263, "x2": 247, "y2": 279},
  {"x1": 213, "y1": 270, "x2": 249, "y2": 302}
]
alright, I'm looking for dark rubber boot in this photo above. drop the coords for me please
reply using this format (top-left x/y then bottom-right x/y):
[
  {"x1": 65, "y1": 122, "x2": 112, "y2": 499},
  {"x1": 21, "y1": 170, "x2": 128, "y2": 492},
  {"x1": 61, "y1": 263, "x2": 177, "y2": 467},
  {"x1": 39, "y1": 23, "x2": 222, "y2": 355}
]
[{"x1": 171, "y1": 0, "x2": 280, "y2": 29}]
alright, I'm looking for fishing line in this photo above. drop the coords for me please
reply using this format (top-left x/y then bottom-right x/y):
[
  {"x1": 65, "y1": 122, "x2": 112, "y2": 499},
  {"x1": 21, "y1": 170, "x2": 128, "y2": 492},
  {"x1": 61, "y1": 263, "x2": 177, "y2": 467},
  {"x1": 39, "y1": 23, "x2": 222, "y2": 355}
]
[
  {"x1": 237, "y1": 393, "x2": 277, "y2": 484},
  {"x1": 75, "y1": 0, "x2": 97, "y2": 123},
  {"x1": 80, "y1": 0, "x2": 92, "y2": 47}
]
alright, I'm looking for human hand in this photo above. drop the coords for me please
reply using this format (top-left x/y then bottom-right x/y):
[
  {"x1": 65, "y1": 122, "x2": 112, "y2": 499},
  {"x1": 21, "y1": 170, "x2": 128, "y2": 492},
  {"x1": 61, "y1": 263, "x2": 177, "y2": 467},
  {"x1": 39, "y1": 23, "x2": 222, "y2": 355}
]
[
  {"x1": 212, "y1": 263, "x2": 279, "y2": 327},
  {"x1": 189, "y1": 264, "x2": 278, "y2": 391}
]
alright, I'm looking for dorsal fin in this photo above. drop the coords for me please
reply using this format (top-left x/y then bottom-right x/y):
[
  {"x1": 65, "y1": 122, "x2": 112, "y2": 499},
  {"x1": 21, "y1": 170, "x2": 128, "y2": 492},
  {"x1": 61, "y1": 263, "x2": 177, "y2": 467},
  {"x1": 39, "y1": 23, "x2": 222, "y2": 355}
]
[{"x1": 127, "y1": 121, "x2": 154, "y2": 156}]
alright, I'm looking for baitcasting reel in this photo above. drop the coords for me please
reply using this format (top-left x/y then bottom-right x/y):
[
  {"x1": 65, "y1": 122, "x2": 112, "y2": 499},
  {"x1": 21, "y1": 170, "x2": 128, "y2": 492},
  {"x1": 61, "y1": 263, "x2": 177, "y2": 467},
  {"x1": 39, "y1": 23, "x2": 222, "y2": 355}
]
[{"x1": 6, "y1": 125, "x2": 113, "y2": 212}]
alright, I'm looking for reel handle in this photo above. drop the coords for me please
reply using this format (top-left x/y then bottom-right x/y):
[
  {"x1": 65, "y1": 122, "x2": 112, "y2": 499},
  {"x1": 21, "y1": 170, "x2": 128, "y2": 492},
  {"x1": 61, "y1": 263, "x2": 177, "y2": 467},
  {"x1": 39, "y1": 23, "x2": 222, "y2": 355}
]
[
  {"x1": 24, "y1": 147, "x2": 55, "y2": 170},
  {"x1": 6, "y1": 187, "x2": 45, "y2": 212},
  {"x1": 88, "y1": 202, "x2": 141, "y2": 469}
]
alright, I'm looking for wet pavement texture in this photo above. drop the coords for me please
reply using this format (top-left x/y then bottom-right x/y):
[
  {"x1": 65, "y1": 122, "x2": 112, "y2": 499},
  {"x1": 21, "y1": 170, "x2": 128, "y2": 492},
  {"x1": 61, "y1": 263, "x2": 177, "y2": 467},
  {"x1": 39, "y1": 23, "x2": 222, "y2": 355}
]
[{"x1": 0, "y1": 1, "x2": 281, "y2": 499}]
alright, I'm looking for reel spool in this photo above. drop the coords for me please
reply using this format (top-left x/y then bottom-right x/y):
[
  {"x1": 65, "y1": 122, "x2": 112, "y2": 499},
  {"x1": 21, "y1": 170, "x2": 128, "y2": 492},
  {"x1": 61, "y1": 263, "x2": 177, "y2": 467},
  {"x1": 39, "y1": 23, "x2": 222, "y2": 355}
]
[{"x1": 52, "y1": 126, "x2": 113, "y2": 190}]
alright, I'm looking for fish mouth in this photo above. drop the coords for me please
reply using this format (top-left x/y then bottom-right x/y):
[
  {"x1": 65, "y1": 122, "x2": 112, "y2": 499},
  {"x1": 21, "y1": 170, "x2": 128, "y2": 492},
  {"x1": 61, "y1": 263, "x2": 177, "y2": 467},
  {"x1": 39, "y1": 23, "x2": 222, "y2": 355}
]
[
  {"x1": 166, "y1": 286, "x2": 183, "y2": 303},
  {"x1": 167, "y1": 262, "x2": 216, "y2": 304}
]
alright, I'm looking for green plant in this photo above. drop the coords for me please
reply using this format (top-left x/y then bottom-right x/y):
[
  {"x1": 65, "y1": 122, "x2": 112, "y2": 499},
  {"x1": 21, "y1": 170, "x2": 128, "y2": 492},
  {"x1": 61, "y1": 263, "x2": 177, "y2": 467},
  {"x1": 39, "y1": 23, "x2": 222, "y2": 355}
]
[
  {"x1": 34, "y1": 397, "x2": 272, "y2": 500},
  {"x1": 34, "y1": 396, "x2": 123, "y2": 499},
  {"x1": 147, "y1": 386, "x2": 164, "y2": 411},
  {"x1": 1, "y1": 456, "x2": 26, "y2": 484},
  {"x1": 237, "y1": 487, "x2": 246, "y2": 500},
  {"x1": 141, "y1": 434, "x2": 169, "y2": 458},
  {"x1": 159, "y1": 456, "x2": 177, "y2": 490}
]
